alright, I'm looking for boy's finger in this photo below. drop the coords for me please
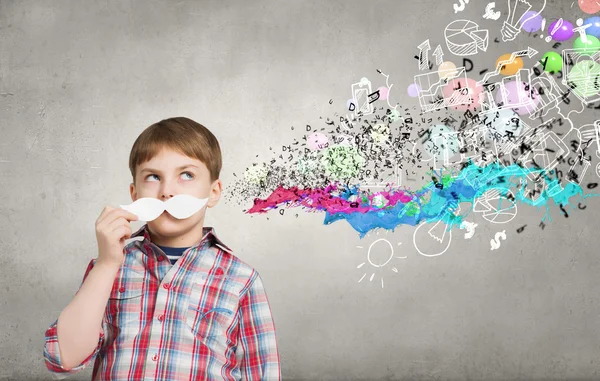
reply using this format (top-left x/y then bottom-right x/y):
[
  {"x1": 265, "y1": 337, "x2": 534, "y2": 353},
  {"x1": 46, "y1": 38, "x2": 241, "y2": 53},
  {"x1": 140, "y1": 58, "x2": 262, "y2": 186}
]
[{"x1": 102, "y1": 208, "x2": 139, "y2": 226}]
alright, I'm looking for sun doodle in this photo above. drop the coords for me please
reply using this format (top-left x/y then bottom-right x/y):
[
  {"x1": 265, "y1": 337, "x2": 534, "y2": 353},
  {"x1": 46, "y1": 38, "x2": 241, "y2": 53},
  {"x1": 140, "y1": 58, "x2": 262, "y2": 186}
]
[{"x1": 356, "y1": 229, "x2": 407, "y2": 289}]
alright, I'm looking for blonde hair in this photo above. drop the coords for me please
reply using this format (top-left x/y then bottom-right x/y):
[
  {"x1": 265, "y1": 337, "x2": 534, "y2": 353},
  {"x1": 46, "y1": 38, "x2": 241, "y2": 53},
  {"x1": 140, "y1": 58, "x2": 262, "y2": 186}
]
[{"x1": 129, "y1": 117, "x2": 222, "y2": 184}]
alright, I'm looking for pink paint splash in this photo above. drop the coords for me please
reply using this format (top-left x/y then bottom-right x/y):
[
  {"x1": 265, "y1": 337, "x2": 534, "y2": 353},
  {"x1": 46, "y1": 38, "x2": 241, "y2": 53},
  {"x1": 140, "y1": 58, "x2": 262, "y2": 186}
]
[{"x1": 247, "y1": 183, "x2": 414, "y2": 215}]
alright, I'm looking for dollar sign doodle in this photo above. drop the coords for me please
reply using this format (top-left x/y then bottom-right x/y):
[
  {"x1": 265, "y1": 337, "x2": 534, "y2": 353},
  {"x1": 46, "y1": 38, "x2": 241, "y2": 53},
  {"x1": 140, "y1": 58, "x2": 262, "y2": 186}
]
[
  {"x1": 453, "y1": 0, "x2": 469, "y2": 13},
  {"x1": 490, "y1": 230, "x2": 507, "y2": 250}
]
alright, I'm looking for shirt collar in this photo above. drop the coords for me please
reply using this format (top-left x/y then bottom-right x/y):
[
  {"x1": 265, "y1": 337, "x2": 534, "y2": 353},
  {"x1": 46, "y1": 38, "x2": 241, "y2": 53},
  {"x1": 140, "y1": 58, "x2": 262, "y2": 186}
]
[{"x1": 130, "y1": 224, "x2": 233, "y2": 254}]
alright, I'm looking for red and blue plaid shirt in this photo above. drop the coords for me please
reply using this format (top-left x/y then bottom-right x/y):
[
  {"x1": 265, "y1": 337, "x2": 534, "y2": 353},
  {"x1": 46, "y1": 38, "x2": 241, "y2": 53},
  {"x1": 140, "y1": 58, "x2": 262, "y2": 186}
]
[{"x1": 44, "y1": 225, "x2": 281, "y2": 380}]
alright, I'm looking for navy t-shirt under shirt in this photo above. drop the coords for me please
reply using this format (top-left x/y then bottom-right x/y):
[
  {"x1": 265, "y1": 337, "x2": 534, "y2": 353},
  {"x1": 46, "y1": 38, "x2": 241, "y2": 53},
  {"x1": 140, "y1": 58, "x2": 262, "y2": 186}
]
[{"x1": 156, "y1": 245, "x2": 190, "y2": 265}]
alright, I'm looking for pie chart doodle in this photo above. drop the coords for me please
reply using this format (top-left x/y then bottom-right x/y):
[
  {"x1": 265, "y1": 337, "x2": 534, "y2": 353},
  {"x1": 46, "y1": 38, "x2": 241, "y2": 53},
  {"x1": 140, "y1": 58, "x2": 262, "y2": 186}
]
[
  {"x1": 473, "y1": 188, "x2": 518, "y2": 224},
  {"x1": 445, "y1": 19, "x2": 489, "y2": 56}
]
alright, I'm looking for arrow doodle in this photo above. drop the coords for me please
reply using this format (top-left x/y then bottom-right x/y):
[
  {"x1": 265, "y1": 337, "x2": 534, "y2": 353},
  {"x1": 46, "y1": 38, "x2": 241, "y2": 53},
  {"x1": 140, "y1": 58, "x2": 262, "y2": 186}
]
[
  {"x1": 433, "y1": 45, "x2": 444, "y2": 66},
  {"x1": 478, "y1": 47, "x2": 538, "y2": 85},
  {"x1": 417, "y1": 39, "x2": 431, "y2": 71}
]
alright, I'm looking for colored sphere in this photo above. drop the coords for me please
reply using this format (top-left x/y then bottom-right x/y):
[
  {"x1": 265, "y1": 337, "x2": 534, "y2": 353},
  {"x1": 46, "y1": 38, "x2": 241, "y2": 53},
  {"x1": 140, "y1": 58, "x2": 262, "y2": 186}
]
[
  {"x1": 540, "y1": 51, "x2": 563, "y2": 73},
  {"x1": 495, "y1": 81, "x2": 541, "y2": 116},
  {"x1": 549, "y1": 19, "x2": 575, "y2": 41},
  {"x1": 441, "y1": 77, "x2": 484, "y2": 111},
  {"x1": 346, "y1": 99, "x2": 354, "y2": 110},
  {"x1": 377, "y1": 86, "x2": 389, "y2": 101},
  {"x1": 487, "y1": 108, "x2": 524, "y2": 141},
  {"x1": 438, "y1": 61, "x2": 458, "y2": 79},
  {"x1": 573, "y1": 35, "x2": 600, "y2": 55},
  {"x1": 579, "y1": 0, "x2": 600, "y2": 14},
  {"x1": 407, "y1": 83, "x2": 421, "y2": 97},
  {"x1": 496, "y1": 54, "x2": 524, "y2": 76},
  {"x1": 584, "y1": 16, "x2": 600, "y2": 38},
  {"x1": 568, "y1": 60, "x2": 600, "y2": 98},
  {"x1": 520, "y1": 11, "x2": 544, "y2": 32},
  {"x1": 307, "y1": 133, "x2": 329, "y2": 150},
  {"x1": 423, "y1": 125, "x2": 461, "y2": 162}
]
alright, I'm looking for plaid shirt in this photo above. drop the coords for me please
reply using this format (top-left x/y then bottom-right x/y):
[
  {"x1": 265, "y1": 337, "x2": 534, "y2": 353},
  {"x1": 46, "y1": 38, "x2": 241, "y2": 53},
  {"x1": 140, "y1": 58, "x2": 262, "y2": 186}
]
[{"x1": 43, "y1": 225, "x2": 281, "y2": 380}]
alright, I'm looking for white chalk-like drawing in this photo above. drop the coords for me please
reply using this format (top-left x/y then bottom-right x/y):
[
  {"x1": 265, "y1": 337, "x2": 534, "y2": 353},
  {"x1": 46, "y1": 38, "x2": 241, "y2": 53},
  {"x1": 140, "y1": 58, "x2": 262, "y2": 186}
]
[
  {"x1": 459, "y1": 220, "x2": 478, "y2": 239},
  {"x1": 478, "y1": 47, "x2": 538, "y2": 86},
  {"x1": 561, "y1": 50, "x2": 600, "y2": 106},
  {"x1": 567, "y1": 158, "x2": 591, "y2": 185},
  {"x1": 457, "y1": 124, "x2": 496, "y2": 168},
  {"x1": 433, "y1": 45, "x2": 444, "y2": 66},
  {"x1": 445, "y1": 20, "x2": 489, "y2": 56},
  {"x1": 413, "y1": 220, "x2": 453, "y2": 257},
  {"x1": 518, "y1": 131, "x2": 570, "y2": 182},
  {"x1": 490, "y1": 230, "x2": 507, "y2": 250},
  {"x1": 594, "y1": 120, "x2": 600, "y2": 159},
  {"x1": 545, "y1": 18, "x2": 564, "y2": 43},
  {"x1": 351, "y1": 78, "x2": 374, "y2": 116},
  {"x1": 483, "y1": 2, "x2": 501, "y2": 20},
  {"x1": 428, "y1": 129, "x2": 462, "y2": 170},
  {"x1": 572, "y1": 23, "x2": 592, "y2": 44},
  {"x1": 418, "y1": 39, "x2": 431, "y2": 71},
  {"x1": 414, "y1": 66, "x2": 470, "y2": 113},
  {"x1": 361, "y1": 163, "x2": 403, "y2": 190},
  {"x1": 496, "y1": 69, "x2": 539, "y2": 113},
  {"x1": 377, "y1": 69, "x2": 400, "y2": 116},
  {"x1": 413, "y1": 205, "x2": 461, "y2": 258},
  {"x1": 357, "y1": 235, "x2": 405, "y2": 289},
  {"x1": 501, "y1": 0, "x2": 547, "y2": 42},
  {"x1": 453, "y1": 0, "x2": 470, "y2": 13},
  {"x1": 473, "y1": 189, "x2": 518, "y2": 224},
  {"x1": 527, "y1": 69, "x2": 561, "y2": 119}
]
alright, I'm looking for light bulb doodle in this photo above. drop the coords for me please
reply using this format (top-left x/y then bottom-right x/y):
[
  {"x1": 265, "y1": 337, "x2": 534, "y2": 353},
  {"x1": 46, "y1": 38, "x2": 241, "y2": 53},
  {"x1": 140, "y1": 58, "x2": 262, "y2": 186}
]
[{"x1": 501, "y1": 0, "x2": 547, "y2": 42}]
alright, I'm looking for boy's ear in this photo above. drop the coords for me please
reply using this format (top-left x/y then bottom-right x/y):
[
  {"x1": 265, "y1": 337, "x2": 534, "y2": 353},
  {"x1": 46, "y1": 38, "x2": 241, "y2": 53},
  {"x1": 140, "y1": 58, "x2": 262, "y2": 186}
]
[
  {"x1": 207, "y1": 179, "x2": 222, "y2": 208},
  {"x1": 130, "y1": 182, "x2": 137, "y2": 202}
]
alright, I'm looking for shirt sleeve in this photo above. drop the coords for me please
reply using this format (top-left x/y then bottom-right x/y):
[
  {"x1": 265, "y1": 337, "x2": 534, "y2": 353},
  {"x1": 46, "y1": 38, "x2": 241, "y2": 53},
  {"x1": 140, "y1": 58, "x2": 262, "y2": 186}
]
[
  {"x1": 235, "y1": 270, "x2": 281, "y2": 380},
  {"x1": 43, "y1": 258, "x2": 112, "y2": 380}
]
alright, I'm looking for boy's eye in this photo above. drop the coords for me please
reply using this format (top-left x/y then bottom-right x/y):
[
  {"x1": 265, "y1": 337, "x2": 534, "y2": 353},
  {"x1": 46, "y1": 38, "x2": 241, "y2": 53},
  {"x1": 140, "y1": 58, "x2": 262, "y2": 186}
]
[{"x1": 145, "y1": 172, "x2": 195, "y2": 181}]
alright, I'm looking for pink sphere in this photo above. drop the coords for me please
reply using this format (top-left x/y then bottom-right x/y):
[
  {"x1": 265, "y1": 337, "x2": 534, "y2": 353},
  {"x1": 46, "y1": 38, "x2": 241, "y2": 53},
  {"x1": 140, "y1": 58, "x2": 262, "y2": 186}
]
[
  {"x1": 579, "y1": 0, "x2": 600, "y2": 14},
  {"x1": 307, "y1": 132, "x2": 329, "y2": 150},
  {"x1": 441, "y1": 77, "x2": 484, "y2": 111},
  {"x1": 377, "y1": 86, "x2": 389, "y2": 101},
  {"x1": 495, "y1": 81, "x2": 541, "y2": 115}
]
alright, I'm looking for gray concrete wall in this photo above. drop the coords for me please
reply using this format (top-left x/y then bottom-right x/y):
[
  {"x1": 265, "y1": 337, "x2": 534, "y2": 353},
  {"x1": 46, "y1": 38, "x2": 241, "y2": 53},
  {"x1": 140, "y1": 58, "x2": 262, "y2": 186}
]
[{"x1": 2, "y1": 0, "x2": 600, "y2": 379}]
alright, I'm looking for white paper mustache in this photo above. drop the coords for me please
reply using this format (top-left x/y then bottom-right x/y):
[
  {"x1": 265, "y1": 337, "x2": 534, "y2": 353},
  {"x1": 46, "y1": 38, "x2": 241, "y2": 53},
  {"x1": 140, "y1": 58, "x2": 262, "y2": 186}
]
[{"x1": 119, "y1": 194, "x2": 209, "y2": 221}]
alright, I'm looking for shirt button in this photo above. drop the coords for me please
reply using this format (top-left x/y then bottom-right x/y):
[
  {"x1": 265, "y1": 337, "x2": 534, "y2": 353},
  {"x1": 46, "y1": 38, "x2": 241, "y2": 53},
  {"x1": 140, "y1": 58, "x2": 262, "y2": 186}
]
[
  {"x1": 152, "y1": 354, "x2": 158, "y2": 361},
  {"x1": 158, "y1": 314, "x2": 164, "y2": 321},
  {"x1": 118, "y1": 286, "x2": 125, "y2": 293},
  {"x1": 163, "y1": 283, "x2": 170, "y2": 289},
  {"x1": 157, "y1": 256, "x2": 164, "y2": 262}
]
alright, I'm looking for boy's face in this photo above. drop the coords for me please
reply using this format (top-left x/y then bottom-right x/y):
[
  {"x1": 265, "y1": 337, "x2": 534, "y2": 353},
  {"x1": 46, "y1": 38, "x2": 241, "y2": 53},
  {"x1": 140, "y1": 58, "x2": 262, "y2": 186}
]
[{"x1": 129, "y1": 147, "x2": 222, "y2": 246}]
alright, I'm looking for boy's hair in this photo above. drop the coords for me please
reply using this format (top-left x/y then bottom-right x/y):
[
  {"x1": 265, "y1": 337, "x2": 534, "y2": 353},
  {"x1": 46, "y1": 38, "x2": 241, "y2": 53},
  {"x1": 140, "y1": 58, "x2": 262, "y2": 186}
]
[{"x1": 129, "y1": 117, "x2": 222, "y2": 184}]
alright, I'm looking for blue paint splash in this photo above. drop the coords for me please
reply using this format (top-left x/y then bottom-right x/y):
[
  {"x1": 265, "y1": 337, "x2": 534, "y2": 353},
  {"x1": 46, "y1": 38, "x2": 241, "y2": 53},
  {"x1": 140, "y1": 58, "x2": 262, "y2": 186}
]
[{"x1": 324, "y1": 161, "x2": 593, "y2": 238}]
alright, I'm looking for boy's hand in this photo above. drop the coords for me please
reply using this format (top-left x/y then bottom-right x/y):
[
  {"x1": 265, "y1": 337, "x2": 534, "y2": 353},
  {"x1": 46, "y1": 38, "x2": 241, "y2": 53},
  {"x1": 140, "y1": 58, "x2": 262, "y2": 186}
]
[{"x1": 95, "y1": 207, "x2": 139, "y2": 268}]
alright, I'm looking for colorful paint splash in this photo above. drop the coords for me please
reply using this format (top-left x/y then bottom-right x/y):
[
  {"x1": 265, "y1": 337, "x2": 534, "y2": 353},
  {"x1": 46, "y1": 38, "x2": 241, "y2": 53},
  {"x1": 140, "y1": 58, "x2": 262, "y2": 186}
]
[{"x1": 248, "y1": 161, "x2": 594, "y2": 238}]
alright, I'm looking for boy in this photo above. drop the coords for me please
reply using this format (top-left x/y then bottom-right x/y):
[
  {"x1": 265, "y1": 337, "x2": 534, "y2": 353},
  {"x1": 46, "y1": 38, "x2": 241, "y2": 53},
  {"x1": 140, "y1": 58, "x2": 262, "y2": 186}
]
[{"x1": 43, "y1": 117, "x2": 281, "y2": 380}]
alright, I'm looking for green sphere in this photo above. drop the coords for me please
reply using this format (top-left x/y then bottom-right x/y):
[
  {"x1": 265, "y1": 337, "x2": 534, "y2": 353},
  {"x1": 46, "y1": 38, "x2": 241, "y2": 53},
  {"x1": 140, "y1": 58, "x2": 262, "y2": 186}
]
[
  {"x1": 568, "y1": 60, "x2": 600, "y2": 98},
  {"x1": 540, "y1": 51, "x2": 563, "y2": 73},
  {"x1": 573, "y1": 35, "x2": 600, "y2": 55}
]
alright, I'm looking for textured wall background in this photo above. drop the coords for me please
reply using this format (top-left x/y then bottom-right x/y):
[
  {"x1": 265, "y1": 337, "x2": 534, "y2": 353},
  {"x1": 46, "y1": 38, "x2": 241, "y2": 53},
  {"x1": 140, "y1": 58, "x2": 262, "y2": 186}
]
[{"x1": 2, "y1": 0, "x2": 600, "y2": 380}]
